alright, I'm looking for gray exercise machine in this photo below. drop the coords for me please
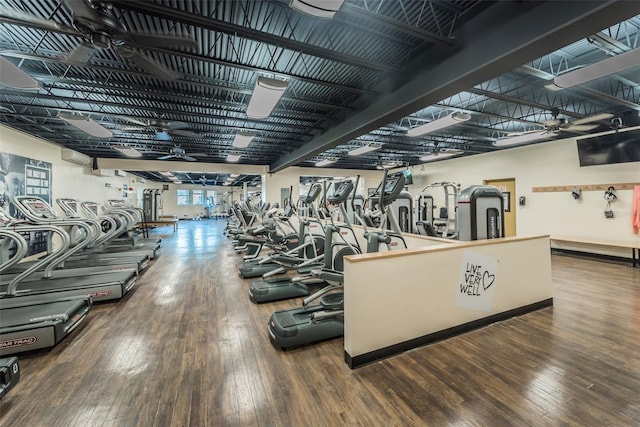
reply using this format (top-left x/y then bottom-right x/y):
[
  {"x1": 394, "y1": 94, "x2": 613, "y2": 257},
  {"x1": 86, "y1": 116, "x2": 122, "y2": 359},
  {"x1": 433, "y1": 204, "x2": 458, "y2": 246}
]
[
  {"x1": 268, "y1": 171, "x2": 406, "y2": 350},
  {"x1": 0, "y1": 225, "x2": 93, "y2": 356},
  {"x1": 457, "y1": 185, "x2": 505, "y2": 241},
  {"x1": 249, "y1": 177, "x2": 359, "y2": 303},
  {"x1": 1, "y1": 196, "x2": 138, "y2": 302}
]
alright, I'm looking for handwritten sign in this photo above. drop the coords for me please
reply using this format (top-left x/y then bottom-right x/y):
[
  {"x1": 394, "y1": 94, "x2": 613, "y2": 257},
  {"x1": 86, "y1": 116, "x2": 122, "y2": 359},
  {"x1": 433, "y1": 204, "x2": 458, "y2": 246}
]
[{"x1": 455, "y1": 251, "x2": 499, "y2": 312}]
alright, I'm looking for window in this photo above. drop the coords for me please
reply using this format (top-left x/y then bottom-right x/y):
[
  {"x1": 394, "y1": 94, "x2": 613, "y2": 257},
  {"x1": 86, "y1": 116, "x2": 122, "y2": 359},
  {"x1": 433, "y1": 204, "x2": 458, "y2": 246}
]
[
  {"x1": 177, "y1": 189, "x2": 190, "y2": 206},
  {"x1": 207, "y1": 190, "x2": 217, "y2": 208},
  {"x1": 193, "y1": 189, "x2": 205, "y2": 205}
]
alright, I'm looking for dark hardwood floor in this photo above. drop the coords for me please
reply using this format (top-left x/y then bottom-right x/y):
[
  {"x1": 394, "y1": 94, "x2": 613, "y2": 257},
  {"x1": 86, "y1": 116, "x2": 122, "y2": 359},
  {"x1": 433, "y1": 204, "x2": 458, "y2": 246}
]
[{"x1": 1, "y1": 220, "x2": 638, "y2": 426}]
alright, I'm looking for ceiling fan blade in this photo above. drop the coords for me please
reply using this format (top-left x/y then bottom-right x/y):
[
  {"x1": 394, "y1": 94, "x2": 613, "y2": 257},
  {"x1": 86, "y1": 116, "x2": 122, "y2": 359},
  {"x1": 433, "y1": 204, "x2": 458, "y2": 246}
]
[
  {"x1": 157, "y1": 155, "x2": 176, "y2": 160},
  {"x1": 572, "y1": 113, "x2": 614, "y2": 126},
  {"x1": 0, "y1": 7, "x2": 76, "y2": 33},
  {"x1": 506, "y1": 129, "x2": 544, "y2": 137},
  {"x1": 115, "y1": 47, "x2": 179, "y2": 80},
  {"x1": 181, "y1": 155, "x2": 197, "y2": 162},
  {"x1": 125, "y1": 32, "x2": 198, "y2": 50},
  {"x1": 564, "y1": 124, "x2": 598, "y2": 132},
  {"x1": 169, "y1": 129, "x2": 199, "y2": 138},
  {"x1": 118, "y1": 115, "x2": 149, "y2": 127},
  {"x1": 63, "y1": 0, "x2": 102, "y2": 23},
  {"x1": 65, "y1": 42, "x2": 96, "y2": 64}
]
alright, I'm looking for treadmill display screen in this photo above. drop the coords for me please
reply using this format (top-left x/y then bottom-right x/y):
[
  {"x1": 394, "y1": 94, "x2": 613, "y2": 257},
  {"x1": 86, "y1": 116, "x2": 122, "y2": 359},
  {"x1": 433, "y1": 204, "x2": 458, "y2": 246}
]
[{"x1": 24, "y1": 199, "x2": 55, "y2": 218}]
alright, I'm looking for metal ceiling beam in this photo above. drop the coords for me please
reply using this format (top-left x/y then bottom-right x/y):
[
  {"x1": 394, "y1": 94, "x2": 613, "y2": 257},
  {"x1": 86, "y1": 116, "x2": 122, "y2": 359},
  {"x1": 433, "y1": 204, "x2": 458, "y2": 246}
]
[
  {"x1": 41, "y1": 77, "x2": 351, "y2": 112},
  {"x1": 109, "y1": 0, "x2": 405, "y2": 74},
  {"x1": 0, "y1": 45, "x2": 375, "y2": 96},
  {"x1": 0, "y1": 93, "x2": 319, "y2": 131},
  {"x1": 340, "y1": 3, "x2": 454, "y2": 46},
  {"x1": 269, "y1": 1, "x2": 640, "y2": 172}
]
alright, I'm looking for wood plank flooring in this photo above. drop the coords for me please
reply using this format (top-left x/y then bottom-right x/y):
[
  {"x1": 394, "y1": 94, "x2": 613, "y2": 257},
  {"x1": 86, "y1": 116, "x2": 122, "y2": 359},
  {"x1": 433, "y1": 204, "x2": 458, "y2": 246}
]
[{"x1": 1, "y1": 220, "x2": 639, "y2": 426}]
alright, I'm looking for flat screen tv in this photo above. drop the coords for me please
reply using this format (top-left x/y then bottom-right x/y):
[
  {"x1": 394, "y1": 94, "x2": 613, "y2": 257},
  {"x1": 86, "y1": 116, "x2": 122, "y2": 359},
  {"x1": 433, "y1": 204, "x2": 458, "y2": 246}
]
[{"x1": 576, "y1": 129, "x2": 640, "y2": 167}]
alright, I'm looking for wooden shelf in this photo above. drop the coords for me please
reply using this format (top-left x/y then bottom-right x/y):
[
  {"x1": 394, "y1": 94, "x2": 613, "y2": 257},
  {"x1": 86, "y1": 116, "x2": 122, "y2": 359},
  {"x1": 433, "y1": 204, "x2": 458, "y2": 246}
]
[{"x1": 532, "y1": 182, "x2": 640, "y2": 193}]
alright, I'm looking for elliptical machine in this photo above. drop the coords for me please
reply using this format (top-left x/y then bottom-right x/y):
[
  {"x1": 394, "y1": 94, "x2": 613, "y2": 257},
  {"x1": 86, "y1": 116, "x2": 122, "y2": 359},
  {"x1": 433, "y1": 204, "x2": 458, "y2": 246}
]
[
  {"x1": 267, "y1": 171, "x2": 407, "y2": 350},
  {"x1": 249, "y1": 177, "x2": 359, "y2": 303}
]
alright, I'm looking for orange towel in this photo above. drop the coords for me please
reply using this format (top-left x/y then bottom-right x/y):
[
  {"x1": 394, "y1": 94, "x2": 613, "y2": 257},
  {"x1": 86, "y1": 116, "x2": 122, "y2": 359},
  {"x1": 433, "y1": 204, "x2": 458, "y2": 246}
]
[{"x1": 633, "y1": 185, "x2": 640, "y2": 234}]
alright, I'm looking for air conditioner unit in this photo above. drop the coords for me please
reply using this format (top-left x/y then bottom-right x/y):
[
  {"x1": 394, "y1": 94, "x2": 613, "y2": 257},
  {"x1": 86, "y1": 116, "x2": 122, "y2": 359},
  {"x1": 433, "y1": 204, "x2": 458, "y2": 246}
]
[
  {"x1": 115, "y1": 169, "x2": 127, "y2": 177},
  {"x1": 91, "y1": 168, "x2": 115, "y2": 177},
  {"x1": 61, "y1": 148, "x2": 91, "y2": 166}
]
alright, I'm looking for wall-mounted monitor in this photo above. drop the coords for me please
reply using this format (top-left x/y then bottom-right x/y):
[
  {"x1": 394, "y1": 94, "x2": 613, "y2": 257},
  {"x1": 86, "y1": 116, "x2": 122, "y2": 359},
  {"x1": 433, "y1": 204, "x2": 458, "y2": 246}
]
[{"x1": 576, "y1": 129, "x2": 640, "y2": 167}]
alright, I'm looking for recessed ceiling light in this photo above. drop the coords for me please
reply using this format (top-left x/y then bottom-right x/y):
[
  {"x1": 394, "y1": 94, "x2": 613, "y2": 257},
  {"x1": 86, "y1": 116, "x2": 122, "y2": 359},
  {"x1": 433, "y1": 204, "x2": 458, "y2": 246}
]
[
  {"x1": 233, "y1": 131, "x2": 256, "y2": 148},
  {"x1": 348, "y1": 144, "x2": 382, "y2": 156},
  {"x1": 0, "y1": 57, "x2": 40, "y2": 90},
  {"x1": 315, "y1": 159, "x2": 336, "y2": 167},
  {"x1": 246, "y1": 77, "x2": 288, "y2": 119},
  {"x1": 113, "y1": 145, "x2": 142, "y2": 158},
  {"x1": 59, "y1": 112, "x2": 113, "y2": 138},
  {"x1": 407, "y1": 112, "x2": 471, "y2": 137}
]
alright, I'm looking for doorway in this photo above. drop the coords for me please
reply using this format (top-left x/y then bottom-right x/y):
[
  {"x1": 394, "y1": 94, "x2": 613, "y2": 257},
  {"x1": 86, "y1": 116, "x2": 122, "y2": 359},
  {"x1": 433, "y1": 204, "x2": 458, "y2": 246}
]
[{"x1": 484, "y1": 178, "x2": 516, "y2": 237}]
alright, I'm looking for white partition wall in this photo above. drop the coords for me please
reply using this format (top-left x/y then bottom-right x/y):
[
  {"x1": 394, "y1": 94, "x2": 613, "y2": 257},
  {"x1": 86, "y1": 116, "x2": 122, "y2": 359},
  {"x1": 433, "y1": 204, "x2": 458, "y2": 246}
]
[{"x1": 343, "y1": 235, "x2": 553, "y2": 368}]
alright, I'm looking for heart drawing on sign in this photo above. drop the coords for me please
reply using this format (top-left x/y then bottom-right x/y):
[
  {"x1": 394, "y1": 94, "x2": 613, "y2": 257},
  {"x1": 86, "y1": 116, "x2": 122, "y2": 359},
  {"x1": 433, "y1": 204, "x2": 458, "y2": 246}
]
[{"x1": 482, "y1": 271, "x2": 495, "y2": 290}]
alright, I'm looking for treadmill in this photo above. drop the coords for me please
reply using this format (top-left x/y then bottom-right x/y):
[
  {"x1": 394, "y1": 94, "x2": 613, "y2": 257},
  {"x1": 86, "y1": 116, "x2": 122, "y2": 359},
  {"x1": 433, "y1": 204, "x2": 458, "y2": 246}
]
[
  {"x1": 1, "y1": 196, "x2": 138, "y2": 302},
  {"x1": 0, "y1": 227, "x2": 93, "y2": 356},
  {"x1": 268, "y1": 171, "x2": 406, "y2": 350},
  {"x1": 0, "y1": 207, "x2": 147, "y2": 277},
  {"x1": 249, "y1": 179, "x2": 357, "y2": 303},
  {"x1": 99, "y1": 200, "x2": 161, "y2": 256},
  {"x1": 0, "y1": 357, "x2": 20, "y2": 398},
  {"x1": 54, "y1": 198, "x2": 150, "y2": 272}
]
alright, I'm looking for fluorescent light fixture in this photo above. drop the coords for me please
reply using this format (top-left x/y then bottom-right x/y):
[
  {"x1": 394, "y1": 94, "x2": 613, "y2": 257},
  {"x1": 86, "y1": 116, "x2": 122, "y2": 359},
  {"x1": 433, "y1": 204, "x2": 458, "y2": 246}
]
[
  {"x1": 547, "y1": 47, "x2": 640, "y2": 90},
  {"x1": 223, "y1": 181, "x2": 232, "y2": 186},
  {"x1": 227, "y1": 153, "x2": 241, "y2": 162},
  {"x1": 233, "y1": 131, "x2": 255, "y2": 148},
  {"x1": 348, "y1": 144, "x2": 382, "y2": 156},
  {"x1": 173, "y1": 181, "x2": 182, "y2": 184},
  {"x1": 315, "y1": 159, "x2": 336, "y2": 167},
  {"x1": 159, "y1": 171, "x2": 172, "y2": 176},
  {"x1": 407, "y1": 112, "x2": 471, "y2": 137},
  {"x1": 246, "y1": 76, "x2": 288, "y2": 119},
  {"x1": 289, "y1": 0, "x2": 344, "y2": 18},
  {"x1": 113, "y1": 145, "x2": 142, "y2": 158},
  {"x1": 169, "y1": 176, "x2": 178, "y2": 181},
  {"x1": 0, "y1": 57, "x2": 40, "y2": 90},
  {"x1": 230, "y1": 173, "x2": 240, "y2": 178},
  {"x1": 419, "y1": 150, "x2": 462, "y2": 162},
  {"x1": 376, "y1": 162, "x2": 401, "y2": 170},
  {"x1": 59, "y1": 112, "x2": 113, "y2": 138},
  {"x1": 493, "y1": 131, "x2": 550, "y2": 147}
]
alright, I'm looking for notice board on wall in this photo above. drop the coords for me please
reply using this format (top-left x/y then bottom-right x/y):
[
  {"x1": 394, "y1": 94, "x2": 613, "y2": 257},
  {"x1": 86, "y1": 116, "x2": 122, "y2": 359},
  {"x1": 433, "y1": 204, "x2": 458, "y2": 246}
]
[{"x1": 1, "y1": 151, "x2": 53, "y2": 255}]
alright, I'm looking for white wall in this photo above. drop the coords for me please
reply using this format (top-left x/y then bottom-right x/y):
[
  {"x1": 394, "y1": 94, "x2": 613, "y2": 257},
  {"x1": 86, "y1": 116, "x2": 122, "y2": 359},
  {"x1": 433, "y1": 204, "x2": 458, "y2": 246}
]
[
  {"x1": 407, "y1": 132, "x2": 640, "y2": 255},
  {"x1": 0, "y1": 125, "x2": 143, "y2": 211},
  {"x1": 265, "y1": 166, "x2": 383, "y2": 205}
]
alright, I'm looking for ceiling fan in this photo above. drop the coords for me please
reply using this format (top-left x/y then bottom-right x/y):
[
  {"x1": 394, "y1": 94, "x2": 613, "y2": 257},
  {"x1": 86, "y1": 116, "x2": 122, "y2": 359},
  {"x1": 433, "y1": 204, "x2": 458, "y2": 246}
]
[
  {"x1": 497, "y1": 110, "x2": 615, "y2": 146},
  {"x1": 120, "y1": 117, "x2": 200, "y2": 141},
  {"x1": 0, "y1": 1, "x2": 197, "y2": 80},
  {"x1": 156, "y1": 146, "x2": 207, "y2": 162},
  {"x1": 540, "y1": 109, "x2": 614, "y2": 133}
]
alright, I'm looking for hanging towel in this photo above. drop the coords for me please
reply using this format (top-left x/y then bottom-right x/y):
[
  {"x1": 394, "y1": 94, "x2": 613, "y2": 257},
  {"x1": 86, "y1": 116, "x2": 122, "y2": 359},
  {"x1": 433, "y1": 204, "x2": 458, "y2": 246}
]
[{"x1": 633, "y1": 185, "x2": 640, "y2": 234}]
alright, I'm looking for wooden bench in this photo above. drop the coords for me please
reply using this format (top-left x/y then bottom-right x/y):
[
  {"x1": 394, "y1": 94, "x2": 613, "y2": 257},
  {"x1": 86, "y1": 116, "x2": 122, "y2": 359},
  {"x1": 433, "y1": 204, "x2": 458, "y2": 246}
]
[
  {"x1": 551, "y1": 235, "x2": 639, "y2": 268},
  {"x1": 136, "y1": 219, "x2": 179, "y2": 233}
]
